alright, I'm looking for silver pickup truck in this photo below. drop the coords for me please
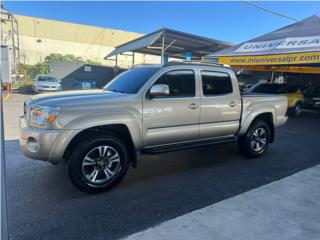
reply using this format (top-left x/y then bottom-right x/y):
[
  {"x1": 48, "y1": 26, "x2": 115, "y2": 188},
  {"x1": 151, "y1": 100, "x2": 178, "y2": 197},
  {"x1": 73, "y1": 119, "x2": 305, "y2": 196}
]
[{"x1": 19, "y1": 62, "x2": 288, "y2": 192}]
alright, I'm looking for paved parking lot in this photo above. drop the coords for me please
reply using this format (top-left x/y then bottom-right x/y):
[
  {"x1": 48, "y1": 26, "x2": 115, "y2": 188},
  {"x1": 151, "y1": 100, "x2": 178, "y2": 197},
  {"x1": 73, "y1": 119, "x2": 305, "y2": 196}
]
[
  {"x1": 3, "y1": 93, "x2": 30, "y2": 140},
  {"x1": 3, "y1": 93, "x2": 320, "y2": 240}
]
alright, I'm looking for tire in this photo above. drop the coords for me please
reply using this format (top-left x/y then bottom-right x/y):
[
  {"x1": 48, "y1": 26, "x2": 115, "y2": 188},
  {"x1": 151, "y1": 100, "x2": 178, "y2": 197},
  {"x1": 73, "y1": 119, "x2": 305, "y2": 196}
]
[
  {"x1": 68, "y1": 134, "x2": 130, "y2": 193},
  {"x1": 238, "y1": 120, "x2": 270, "y2": 158},
  {"x1": 293, "y1": 102, "x2": 302, "y2": 117}
]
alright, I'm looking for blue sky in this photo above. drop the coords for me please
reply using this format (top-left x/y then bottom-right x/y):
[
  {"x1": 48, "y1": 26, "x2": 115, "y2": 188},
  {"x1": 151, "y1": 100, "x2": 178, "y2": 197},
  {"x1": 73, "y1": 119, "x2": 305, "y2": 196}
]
[{"x1": 4, "y1": 1, "x2": 320, "y2": 44}]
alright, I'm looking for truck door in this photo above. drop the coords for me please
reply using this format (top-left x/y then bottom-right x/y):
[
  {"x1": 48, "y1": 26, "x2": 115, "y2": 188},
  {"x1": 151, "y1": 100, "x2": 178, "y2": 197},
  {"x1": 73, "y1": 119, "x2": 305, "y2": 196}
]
[
  {"x1": 199, "y1": 70, "x2": 241, "y2": 138},
  {"x1": 143, "y1": 69, "x2": 200, "y2": 146}
]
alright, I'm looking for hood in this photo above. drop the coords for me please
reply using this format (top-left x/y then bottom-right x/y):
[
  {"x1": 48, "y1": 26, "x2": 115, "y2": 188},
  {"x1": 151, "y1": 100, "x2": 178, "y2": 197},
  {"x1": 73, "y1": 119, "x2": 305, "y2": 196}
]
[
  {"x1": 27, "y1": 89, "x2": 129, "y2": 106},
  {"x1": 37, "y1": 81, "x2": 61, "y2": 87}
]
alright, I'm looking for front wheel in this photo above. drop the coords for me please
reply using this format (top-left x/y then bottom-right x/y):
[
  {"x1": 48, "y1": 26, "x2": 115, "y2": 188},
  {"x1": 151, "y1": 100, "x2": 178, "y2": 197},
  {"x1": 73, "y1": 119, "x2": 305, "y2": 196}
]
[
  {"x1": 238, "y1": 120, "x2": 270, "y2": 158},
  {"x1": 68, "y1": 135, "x2": 130, "y2": 193}
]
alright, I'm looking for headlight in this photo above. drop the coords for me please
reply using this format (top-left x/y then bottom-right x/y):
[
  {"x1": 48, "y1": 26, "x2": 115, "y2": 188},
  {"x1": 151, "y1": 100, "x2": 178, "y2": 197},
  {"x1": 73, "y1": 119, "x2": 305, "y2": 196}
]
[{"x1": 30, "y1": 105, "x2": 62, "y2": 126}]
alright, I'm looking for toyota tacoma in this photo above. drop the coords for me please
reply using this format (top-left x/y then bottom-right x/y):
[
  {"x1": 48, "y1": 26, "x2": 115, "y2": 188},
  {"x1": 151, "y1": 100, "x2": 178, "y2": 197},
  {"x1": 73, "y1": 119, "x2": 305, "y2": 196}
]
[{"x1": 19, "y1": 62, "x2": 288, "y2": 192}]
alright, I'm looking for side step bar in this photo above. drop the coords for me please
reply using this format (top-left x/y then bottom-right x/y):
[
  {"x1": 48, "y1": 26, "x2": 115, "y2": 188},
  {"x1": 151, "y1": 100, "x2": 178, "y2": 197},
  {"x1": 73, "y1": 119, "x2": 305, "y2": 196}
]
[{"x1": 141, "y1": 137, "x2": 237, "y2": 154}]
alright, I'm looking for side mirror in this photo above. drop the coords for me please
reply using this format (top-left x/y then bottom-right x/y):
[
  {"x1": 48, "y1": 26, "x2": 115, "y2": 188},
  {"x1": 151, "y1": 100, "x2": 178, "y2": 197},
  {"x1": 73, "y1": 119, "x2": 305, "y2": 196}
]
[{"x1": 149, "y1": 84, "x2": 170, "y2": 97}]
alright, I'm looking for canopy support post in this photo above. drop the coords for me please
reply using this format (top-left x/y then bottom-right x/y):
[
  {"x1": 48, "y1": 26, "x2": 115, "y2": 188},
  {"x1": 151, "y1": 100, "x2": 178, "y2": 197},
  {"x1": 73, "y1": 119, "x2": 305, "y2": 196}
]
[
  {"x1": 161, "y1": 35, "x2": 165, "y2": 64},
  {"x1": 132, "y1": 52, "x2": 135, "y2": 66},
  {"x1": 270, "y1": 67, "x2": 275, "y2": 83},
  {"x1": 164, "y1": 40, "x2": 176, "y2": 51}
]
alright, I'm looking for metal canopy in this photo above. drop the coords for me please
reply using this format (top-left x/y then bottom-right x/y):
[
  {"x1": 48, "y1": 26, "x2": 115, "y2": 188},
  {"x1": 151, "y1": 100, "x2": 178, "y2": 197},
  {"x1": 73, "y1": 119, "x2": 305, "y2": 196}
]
[{"x1": 104, "y1": 28, "x2": 232, "y2": 61}]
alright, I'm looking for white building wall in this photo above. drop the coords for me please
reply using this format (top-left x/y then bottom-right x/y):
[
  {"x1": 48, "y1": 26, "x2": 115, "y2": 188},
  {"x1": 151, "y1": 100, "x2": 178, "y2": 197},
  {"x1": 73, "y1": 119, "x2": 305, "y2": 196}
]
[{"x1": 19, "y1": 35, "x2": 161, "y2": 67}]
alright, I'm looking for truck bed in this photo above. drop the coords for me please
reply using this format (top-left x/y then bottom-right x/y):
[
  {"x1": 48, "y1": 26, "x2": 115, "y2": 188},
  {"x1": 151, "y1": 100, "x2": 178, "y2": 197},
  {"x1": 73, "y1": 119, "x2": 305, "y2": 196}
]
[{"x1": 240, "y1": 93, "x2": 288, "y2": 130}]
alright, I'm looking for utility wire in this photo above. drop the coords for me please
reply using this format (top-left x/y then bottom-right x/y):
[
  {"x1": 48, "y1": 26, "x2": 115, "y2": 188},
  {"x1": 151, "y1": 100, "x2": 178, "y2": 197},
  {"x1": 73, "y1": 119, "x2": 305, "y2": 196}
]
[{"x1": 240, "y1": 0, "x2": 299, "y2": 22}]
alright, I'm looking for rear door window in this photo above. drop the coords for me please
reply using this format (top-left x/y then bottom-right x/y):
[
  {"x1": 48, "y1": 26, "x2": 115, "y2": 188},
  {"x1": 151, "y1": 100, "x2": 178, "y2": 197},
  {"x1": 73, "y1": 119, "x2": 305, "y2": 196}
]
[{"x1": 201, "y1": 71, "x2": 233, "y2": 96}]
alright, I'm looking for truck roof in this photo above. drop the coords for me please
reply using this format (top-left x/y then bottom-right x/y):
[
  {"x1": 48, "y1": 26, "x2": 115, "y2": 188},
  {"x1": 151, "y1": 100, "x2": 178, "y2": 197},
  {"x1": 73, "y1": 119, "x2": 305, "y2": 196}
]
[{"x1": 132, "y1": 61, "x2": 230, "y2": 69}]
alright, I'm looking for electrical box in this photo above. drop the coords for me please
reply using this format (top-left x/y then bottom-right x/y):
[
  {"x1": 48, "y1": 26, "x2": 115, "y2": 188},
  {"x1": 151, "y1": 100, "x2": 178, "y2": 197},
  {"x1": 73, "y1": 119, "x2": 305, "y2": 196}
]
[{"x1": 1, "y1": 46, "x2": 12, "y2": 83}]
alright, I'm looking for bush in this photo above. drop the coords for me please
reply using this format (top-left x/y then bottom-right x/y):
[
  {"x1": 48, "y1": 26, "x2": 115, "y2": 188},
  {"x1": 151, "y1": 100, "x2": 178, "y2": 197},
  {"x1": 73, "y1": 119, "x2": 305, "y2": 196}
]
[
  {"x1": 17, "y1": 63, "x2": 48, "y2": 83},
  {"x1": 44, "y1": 53, "x2": 101, "y2": 65}
]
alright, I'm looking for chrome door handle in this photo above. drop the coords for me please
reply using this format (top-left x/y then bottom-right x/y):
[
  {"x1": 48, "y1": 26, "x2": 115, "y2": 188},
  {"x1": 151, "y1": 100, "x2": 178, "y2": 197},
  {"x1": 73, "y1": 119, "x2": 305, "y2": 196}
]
[
  {"x1": 229, "y1": 101, "x2": 236, "y2": 107},
  {"x1": 188, "y1": 103, "x2": 199, "y2": 109}
]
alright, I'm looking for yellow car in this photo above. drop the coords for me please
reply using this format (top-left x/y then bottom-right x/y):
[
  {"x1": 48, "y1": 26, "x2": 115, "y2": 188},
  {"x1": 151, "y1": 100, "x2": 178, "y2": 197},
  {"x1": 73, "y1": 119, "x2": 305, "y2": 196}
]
[
  {"x1": 287, "y1": 89, "x2": 304, "y2": 116},
  {"x1": 246, "y1": 83, "x2": 304, "y2": 116}
]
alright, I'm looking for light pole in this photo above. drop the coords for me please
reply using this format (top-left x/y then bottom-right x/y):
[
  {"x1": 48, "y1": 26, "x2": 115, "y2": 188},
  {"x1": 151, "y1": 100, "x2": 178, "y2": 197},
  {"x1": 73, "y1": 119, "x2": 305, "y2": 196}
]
[
  {"x1": 0, "y1": 63, "x2": 9, "y2": 240},
  {"x1": 1, "y1": 2, "x2": 10, "y2": 237}
]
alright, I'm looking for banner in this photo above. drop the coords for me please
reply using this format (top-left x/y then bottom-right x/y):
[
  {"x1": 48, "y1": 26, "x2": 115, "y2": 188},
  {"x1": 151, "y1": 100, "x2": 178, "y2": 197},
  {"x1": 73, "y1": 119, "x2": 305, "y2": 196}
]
[
  {"x1": 235, "y1": 36, "x2": 320, "y2": 53},
  {"x1": 213, "y1": 51, "x2": 320, "y2": 66}
]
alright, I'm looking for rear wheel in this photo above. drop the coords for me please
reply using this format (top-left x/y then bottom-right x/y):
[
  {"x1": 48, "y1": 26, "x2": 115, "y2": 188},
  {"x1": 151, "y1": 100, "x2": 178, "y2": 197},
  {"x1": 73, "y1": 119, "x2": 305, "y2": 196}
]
[
  {"x1": 68, "y1": 135, "x2": 129, "y2": 193},
  {"x1": 238, "y1": 120, "x2": 270, "y2": 158},
  {"x1": 293, "y1": 102, "x2": 302, "y2": 116}
]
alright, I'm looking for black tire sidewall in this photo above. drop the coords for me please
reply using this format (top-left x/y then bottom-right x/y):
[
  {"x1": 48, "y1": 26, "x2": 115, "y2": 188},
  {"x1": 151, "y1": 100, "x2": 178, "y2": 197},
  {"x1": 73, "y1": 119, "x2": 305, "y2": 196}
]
[{"x1": 68, "y1": 136, "x2": 129, "y2": 193}]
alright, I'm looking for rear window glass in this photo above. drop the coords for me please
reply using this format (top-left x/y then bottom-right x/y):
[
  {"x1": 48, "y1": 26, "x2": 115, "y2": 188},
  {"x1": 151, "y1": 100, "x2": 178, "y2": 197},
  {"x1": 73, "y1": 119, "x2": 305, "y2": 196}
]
[
  {"x1": 37, "y1": 76, "x2": 58, "y2": 82},
  {"x1": 201, "y1": 71, "x2": 233, "y2": 96},
  {"x1": 252, "y1": 84, "x2": 288, "y2": 94}
]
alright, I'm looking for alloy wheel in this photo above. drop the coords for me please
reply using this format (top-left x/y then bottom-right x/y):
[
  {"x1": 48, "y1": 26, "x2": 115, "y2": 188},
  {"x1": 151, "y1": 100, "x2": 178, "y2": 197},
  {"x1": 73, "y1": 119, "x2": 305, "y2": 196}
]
[
  {"x1": 81, "y1": 145, "x2": 121, "y2": 185},
  {"x1": 250, "y1": 127, "x2": 267, "y2": 152}
]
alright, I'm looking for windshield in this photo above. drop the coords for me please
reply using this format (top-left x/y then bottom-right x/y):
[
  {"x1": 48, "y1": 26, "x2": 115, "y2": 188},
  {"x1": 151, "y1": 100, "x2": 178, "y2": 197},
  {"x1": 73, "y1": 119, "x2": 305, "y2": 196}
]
[
  {"x1": 37, "y1": 76, "x2": 58, "y2": 82},
  {"x1": 104, "y1": 67, "x2": 160, "y2": 94},
  {"x1": 304, "y1": 87, "x2": 320, "y2": 97}
]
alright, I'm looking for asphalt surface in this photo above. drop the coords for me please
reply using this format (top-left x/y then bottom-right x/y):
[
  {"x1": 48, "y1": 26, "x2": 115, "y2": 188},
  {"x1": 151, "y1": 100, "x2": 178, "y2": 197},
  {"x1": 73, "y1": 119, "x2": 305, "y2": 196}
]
[
  {"x1": 4, "y1": 94, "x2": 320, "y2": 240},
  {"x1": 3, "y1": 92, "x2": 30, "y2": 140},
  {"x1": 124, "y1": 165, "x2": 320, "y2": 240}
]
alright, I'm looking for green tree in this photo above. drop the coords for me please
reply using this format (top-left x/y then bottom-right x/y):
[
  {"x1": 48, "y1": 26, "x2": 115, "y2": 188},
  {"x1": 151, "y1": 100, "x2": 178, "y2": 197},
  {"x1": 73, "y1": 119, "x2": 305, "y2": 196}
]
[{"x1": 44, "y1": 53, "x2": 101, "y2": 65}]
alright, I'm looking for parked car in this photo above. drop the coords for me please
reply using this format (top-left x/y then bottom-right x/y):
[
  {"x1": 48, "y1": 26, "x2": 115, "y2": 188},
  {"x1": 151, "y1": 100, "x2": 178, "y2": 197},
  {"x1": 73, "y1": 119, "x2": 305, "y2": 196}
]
[
  {"x1": 32, "y1": 75, "x2": 62, "y2": 93},
  {"x1": 246, "y1": 83, "x2": 304, "y2": 116},
  {"x1": 19, "y1": 62, "x2": 288, "y2": 193},
  {"x1": 303, "y1": 86, "x2": 320, "y2": 110}
]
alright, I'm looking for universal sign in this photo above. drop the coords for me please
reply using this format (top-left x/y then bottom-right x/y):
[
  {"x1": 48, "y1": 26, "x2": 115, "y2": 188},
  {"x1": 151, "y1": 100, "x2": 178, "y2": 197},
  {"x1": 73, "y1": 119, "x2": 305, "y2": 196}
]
[{"x1": 235, "y1": 36, "x2": 320, "y2": 53}]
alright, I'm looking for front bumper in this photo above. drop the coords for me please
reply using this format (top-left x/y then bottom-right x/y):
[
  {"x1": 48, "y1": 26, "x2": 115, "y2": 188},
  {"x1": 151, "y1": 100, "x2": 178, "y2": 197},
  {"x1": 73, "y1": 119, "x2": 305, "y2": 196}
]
[
  {"x1": 19, "y1": 116, "x2": 60, "y2": 162},
  {"x1": 36, "y1": 88, "x2": 61, "y2": 92}
]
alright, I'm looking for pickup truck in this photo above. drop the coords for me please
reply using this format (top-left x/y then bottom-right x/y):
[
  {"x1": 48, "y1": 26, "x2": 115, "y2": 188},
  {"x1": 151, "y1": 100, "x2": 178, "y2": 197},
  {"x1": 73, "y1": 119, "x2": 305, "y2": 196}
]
[{"x1": 19, "y1": 62, "x2": 288, "y2": 193}]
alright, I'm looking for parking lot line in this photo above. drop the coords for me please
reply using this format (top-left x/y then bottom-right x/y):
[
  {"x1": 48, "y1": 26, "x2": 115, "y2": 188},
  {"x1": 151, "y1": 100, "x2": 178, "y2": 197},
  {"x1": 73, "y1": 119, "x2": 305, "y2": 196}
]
[
  {"x1": 123, "y1": 164, "x2": 320, "y2": 240},
  {"x1": 3, "y1": 93, "x2": 11, "y2": 101}
]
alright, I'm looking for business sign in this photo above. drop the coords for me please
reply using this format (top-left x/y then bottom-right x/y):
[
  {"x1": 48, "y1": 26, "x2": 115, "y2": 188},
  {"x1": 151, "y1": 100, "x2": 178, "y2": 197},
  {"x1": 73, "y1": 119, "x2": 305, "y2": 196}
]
[
  {"x1": 215, "y1": 51, "x2": 320, "y2": 66},
  {"x1": 185, "y1": 51, "x2": 192, "y2": 61},
  {"x1": 235, "y1": 35, "x2": 320, "y2": 53}
]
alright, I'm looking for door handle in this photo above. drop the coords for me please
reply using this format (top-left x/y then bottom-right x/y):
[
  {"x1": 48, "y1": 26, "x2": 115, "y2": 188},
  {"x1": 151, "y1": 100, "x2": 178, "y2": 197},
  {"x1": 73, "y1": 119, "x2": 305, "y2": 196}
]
[
  {"x1": 188, "y1": 103, "x2": 199, "y2": 110},
  {"x1": 229, "y1": 101, "x2": 236, "y2": 107}
]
